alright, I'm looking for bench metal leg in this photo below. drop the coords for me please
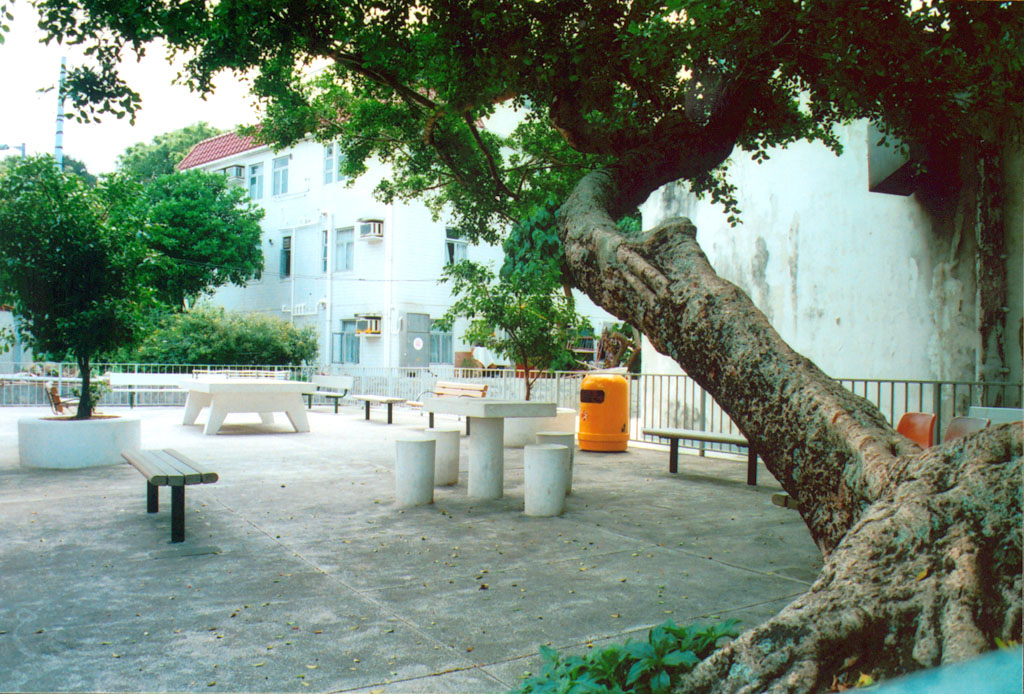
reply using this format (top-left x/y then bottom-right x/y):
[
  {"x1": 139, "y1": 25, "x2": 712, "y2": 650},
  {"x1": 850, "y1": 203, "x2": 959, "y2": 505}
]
[
  {"x1": 334, "y1": 398, "x2": 340, "y2": 415},
  {"x1": 386, "y1": 402, "x2": 394, "y2": 424},
  {"x1": 147, "y1": 482, "x2": 159, "y2": 513},
  {"x1": 306, "y1": 393, "x2": 312, "y2": 409},
  {"x1": 747, "y1": 448, "x2": 757, "y2": 486},
  {"x1": 466, "y1": 416, "x2": 471, "y2": 436},
  {"x1": 669, "y1": 439, "x2": 679, "y2": 474},
  {"x1": 429, "y1": 412, "x2": 435, "y2": 428},
  {"x1": 364, "y1": 400, "x2": 371, "y2": 420},
  {"x1": 171, "y1": 486, "x2": 185, "y2": 543}
]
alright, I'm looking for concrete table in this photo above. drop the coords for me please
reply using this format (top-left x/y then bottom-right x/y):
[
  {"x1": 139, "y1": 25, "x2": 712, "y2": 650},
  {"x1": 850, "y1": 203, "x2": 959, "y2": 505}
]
[
  {"x1": 181, "y1": 379, "x2": 317, "y2": 435},
  {"x1": 422, "y1": 398, "x2": 556, "y2": 499}
]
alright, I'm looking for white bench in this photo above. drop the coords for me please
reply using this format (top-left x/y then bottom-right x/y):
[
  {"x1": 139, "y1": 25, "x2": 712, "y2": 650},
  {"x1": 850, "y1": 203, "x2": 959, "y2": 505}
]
[
  {"x1": 106, "y1": 372, "x2": 186, "y2": 408},
  {"x1": 306, "y1": 375, "x2": 354, "y2": 413}
]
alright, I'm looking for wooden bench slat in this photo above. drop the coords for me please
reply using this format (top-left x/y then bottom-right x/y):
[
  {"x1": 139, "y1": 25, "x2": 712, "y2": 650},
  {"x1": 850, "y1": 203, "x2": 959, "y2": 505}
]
[{"x1": 121, "y1": 448, "x2": 218, "y2": 543}]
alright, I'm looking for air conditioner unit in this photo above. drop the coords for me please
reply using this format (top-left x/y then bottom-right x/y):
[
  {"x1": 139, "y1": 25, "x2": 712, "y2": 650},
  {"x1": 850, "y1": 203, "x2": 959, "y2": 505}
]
[
  {"x1": 354, "y1": 314, "x2": 382, "y2": 335},
  {"x1": 357, "y1": 218, "x2": 384, "y2": 240}
]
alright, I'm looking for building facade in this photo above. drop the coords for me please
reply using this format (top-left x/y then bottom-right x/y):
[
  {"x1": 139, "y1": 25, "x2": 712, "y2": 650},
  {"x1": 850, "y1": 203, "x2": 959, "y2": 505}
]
[{"x1": 178, "y1": 133, "x2": 616, "y2": 369}]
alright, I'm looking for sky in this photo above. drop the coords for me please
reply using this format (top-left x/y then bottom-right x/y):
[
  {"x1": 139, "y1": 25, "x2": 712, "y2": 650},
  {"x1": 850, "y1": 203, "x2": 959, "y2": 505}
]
[{"x1": 0, "y1": 4, "x2": 261, "y2": 174}]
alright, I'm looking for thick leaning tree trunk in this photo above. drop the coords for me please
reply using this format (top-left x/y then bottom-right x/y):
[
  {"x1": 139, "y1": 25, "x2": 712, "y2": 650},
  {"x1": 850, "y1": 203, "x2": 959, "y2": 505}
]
[{"x1": 558, "y1": 168, "x2": 1022, "y2": 692}]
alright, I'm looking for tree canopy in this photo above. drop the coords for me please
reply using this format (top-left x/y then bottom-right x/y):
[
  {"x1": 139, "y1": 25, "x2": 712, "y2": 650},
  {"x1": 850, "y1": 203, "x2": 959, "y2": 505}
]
[
  {"x1": 116, "y1": 122, "x2": 222, "y2": 182},
  {"x1": 11, "y1": 1, "x2": 1021, "y2": 238},
  {"x1": 142, "y1": 169, "x2": 264, "y2": 310}
]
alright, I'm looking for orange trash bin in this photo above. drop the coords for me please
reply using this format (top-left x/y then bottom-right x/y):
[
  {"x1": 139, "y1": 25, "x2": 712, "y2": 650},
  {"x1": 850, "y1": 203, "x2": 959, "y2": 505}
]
[{"x1": 578, "y1": 373, "x2": 629, "y2": 452}]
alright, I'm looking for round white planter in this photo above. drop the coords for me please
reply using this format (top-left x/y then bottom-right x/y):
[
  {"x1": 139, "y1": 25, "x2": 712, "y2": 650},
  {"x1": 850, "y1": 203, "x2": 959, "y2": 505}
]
[
  {"x1": 504, "y1": 407, "x2": 578, "y2": 447},
  {"x1": 19, "y1": 415, "x2": 142, "y2": 469}
]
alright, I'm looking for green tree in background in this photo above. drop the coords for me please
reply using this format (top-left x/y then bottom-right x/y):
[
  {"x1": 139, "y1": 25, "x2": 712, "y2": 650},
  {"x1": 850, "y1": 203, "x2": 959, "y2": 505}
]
[
  {"x1": 437, "y1": 259, "x2": 588, "y2": 401},
  {"x1": 0, "y1": 156, "x2": 148, "y2": 417},
  {"x1": 117, "y1": 122, "x2": 222, "y2": 182},
  {"x1": 142, "y1": 169, "x2": 265, "y2": 310},
  {"x1": 132, "y1": 306, "x2": 318, "y2": 366}
]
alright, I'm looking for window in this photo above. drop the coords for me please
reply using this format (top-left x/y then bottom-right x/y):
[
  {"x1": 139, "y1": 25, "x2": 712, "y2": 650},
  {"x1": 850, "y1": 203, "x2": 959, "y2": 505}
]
[
  {"x1": 335, "y1": 227, "x2": 354, "y2": 271},
  {"x1": 430, "y1": 321, "x2": 453, "y2": 364},
  {"x1": 323, "y1": 144, "x2": 334, "y2": 184},
  {"x1": 272, "y1": 155, "x2": 289, "y2": 195},
  {"x1": 322, "y1": 230, "x2": 329, "y2": 273},
  {"x1": 357, "y1": 218, "x2": 384, "y2": 239},
  {"x1": 445, "y1": 226, "x2": 468, "y2": 265},
  {"x1": 340, "y1": 319, "x2": 360, "y2": 363},
  {"x1": 248, "y1": 163, "x2": 263, "y2": 200},
  {"x1": 280, "y1": 235, "x2": 292, "y2": 278}
]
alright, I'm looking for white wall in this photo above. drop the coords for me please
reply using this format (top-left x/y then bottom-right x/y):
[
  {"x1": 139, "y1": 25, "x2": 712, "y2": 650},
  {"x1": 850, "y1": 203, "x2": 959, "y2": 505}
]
[{"x1": 640, "y1": 120, "x2": 1005, "y2": 382}]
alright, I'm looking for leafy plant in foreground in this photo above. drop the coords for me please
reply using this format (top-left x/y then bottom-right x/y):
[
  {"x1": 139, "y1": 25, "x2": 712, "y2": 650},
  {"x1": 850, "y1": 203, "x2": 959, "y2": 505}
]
[{"x1": 513, "y1": 619, "x2": 739, "y2": 694}]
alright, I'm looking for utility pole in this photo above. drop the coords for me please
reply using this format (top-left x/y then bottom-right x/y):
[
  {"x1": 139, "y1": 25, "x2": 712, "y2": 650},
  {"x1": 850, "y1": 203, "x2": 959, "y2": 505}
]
[{"x1": 55, "y1": 57, "x2": 66, "y2": 171}]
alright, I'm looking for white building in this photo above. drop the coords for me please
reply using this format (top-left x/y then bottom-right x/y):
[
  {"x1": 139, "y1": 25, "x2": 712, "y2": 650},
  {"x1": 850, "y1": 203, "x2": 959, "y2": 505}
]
[
  {"x1": 640, "y1": 120, "x2": 1023, "y2": 389},
  {"x1": 178, "y1": 132, "x2": 616, "y2": 369}
]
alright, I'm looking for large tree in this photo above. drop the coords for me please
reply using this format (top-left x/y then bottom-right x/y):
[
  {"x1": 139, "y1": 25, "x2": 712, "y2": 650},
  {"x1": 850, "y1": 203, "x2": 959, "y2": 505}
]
[
  {"x1": 142, "y1": 169, "x2": 265, "y2": 310},
  {"x1": 13, "y1": 2, "x2": 1022, "y2": 690},
  {"x1": 116, "y1": 122, "x2": 222, "y2": 182}
]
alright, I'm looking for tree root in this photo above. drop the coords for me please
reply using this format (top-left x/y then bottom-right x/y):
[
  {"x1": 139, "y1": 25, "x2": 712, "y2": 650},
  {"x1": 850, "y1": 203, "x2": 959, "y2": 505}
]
[{"x1": 676, "y1": 424, "x2": 1023, "y2": 693}]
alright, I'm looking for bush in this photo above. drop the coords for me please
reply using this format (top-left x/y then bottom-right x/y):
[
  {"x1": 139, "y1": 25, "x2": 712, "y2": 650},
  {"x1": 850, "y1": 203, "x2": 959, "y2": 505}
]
[
  {"x1": 514, "y1": 619, "x2": 739, "y2": 694},
  {"x1": 131, "y1": 306, "x2": 319, "y2": 365}
]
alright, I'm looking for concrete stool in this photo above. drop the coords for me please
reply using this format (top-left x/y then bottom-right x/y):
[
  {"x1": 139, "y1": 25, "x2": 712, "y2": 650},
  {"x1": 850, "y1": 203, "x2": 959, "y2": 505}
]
[
  {"x1": 537, "y1": 431, "x2": 575, "y2": 494},
  {"x1": 523, "y1": 443, "x2": 570, "y2": 517},
  {"x1": 423, "y1": 427, "x2": 460, "y2": 486},
  {"x1": 395, "y1": 438, "x2": 435, "y2": 507}
]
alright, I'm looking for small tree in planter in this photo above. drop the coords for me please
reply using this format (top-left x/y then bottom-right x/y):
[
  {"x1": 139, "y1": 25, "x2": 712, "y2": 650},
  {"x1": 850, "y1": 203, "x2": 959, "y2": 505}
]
[
  {"x1": 437, "y1": 259, "x2": 588, "y2": 401},
  {"x1": 0, "y1": 156, "x2": 147, "y2": 418}
]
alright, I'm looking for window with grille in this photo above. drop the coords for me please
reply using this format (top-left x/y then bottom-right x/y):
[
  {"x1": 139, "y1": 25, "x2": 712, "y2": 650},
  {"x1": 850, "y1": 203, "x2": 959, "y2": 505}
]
[
  {"x1": 445, "y1": 226, "x2": 468, "y2": 265},
  {"x1": 280, "y1": 235, "x2": 292, "y2": 278},
  {"x1": 272, "y1": 156, "x2": 289, "y2": 195},
  {"x1": 335, "y1": 227, "x2": 354, "y2": 271},
  {"x1": 248, "y1": 163, "x2": 263, "y2": 200}
]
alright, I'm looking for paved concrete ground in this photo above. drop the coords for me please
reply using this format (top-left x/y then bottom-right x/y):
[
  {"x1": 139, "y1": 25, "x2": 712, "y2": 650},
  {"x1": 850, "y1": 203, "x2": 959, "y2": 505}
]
[{"x1": 0, "y1": 403, "x2": 821, "y2": 693}]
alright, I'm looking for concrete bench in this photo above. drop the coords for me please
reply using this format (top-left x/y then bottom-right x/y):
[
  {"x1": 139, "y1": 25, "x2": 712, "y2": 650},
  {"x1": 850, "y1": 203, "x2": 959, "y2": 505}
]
[
  {"x1": 351, "y1": 394, "x2": 408, "y2": 424},
  {"x1": 409, "y1": 381, "x2": 487, "y2": 434},
  {"x1": 306, "y1": 375, "x2": 354, "y2": 413},
  {"x1": 642, "y1": 427, "x2": 758, "y2": 486},
  {"x1": 106, "y1": 372, "x2": 185, "y2": 407},
  {"x1": 121, "y1": 449, "x2": 218, "y2": 543}
]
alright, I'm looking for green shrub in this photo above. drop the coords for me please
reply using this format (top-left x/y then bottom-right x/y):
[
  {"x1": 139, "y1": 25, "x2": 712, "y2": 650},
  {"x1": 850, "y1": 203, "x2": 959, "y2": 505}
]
[
  {"x1": 513, "y1": 619, "x2": 739, "y2": 694},
  {"x1": 131, "y1": 306, "x2": 318, "y2": 365}
]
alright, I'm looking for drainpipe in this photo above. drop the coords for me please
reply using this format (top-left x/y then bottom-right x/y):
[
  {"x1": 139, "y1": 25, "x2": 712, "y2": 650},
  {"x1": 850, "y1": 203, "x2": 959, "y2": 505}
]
[
  {"x1": 323, "y1": 210, "x2": 333, "y2": 367},
  {"x1": 385, "y1": 204, "x2": 396, "y2": 368}
]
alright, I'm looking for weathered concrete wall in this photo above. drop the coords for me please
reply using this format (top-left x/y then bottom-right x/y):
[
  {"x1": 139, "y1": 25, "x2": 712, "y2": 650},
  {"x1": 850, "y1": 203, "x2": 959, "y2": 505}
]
[{"x1": 639, "y1": 121, "x2": 1020, "y2": 384}]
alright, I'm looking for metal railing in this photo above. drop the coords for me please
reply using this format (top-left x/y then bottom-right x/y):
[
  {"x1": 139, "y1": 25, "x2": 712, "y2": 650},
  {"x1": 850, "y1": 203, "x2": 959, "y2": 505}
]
[{"x1": 2, "y1": 361, "x2": 1020, "y2": 447}]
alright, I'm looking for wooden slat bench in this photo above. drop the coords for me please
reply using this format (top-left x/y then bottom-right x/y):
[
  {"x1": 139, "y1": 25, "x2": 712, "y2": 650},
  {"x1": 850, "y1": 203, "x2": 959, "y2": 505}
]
[
  {"x1": 121, "y1": 449, "x2": 219, "y2": 543},
  {"x1": 351, "y1": 394, "x2": 408, "y2": 424},
  {"x1": 409, "y1": 381, "x2": 487, "y2": 434},
  {"x1": 305, "y1": 375, "x2": 354, "y2": 413},
  {"x1": 642, "y1": 427, "x2": 759, "y2": 486}
]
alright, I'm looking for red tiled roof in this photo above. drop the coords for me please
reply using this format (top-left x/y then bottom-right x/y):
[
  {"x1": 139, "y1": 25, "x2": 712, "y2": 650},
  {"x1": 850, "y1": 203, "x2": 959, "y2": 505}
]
[{"x1": 176, "y1": 131, "x2": 261, "y2": 170}]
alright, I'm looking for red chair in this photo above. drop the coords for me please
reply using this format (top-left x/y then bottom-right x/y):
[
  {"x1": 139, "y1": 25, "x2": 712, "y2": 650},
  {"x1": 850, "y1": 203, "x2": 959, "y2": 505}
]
[
  {"x1": 896, "y1": 412, "x2": 936, "y2": 448},
  {"x1": 942, "y1": 416, "x2": 990, "y2": 442}
]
